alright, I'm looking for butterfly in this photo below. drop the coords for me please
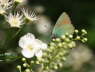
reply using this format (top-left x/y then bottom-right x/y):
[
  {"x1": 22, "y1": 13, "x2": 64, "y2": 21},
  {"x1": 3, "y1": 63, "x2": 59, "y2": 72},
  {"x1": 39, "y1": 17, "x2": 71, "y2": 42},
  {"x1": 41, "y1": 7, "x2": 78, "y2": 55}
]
[{"x1": 52, "y1": 12, "x2": 75, "y2": 38}]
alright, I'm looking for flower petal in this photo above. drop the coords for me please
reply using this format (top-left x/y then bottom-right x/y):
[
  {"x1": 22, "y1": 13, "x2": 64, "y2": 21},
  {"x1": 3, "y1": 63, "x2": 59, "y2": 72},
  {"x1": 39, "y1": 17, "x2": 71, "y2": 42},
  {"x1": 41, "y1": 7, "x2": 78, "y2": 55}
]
[
  {"x1": 19, "y1": 33, "x2": 35, "y2": 49},
  {"x1": 35, "y1": 39, "x2": 47, "y2": 50},
  {"x1": 35, "y1": 50, "x2": 43, "y2": 58},
  {"x1": 21, "y1": 49, "x2": 35, "y2": 58}
]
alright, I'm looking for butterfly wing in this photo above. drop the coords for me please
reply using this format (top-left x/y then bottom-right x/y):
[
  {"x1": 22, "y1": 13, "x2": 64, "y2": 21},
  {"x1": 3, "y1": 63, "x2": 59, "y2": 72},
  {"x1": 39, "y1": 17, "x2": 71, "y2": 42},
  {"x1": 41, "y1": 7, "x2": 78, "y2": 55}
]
[{"x1": 52, "y1": 12, "x2": 75, "y2": 38}]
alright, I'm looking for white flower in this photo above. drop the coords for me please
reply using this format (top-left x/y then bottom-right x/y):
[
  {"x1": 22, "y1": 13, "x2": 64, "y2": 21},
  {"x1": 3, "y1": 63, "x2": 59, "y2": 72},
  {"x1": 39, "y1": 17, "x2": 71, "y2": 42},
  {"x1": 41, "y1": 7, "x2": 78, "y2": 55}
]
[
  {"x1": 5, "y1": 12, "x2": 24, "y2": 28},
  {"x1": 21, "y1": 8, "x2": 38, "y2": 21},
  {"x1": 0, "y1": 0, "x2": 13, "y2": 14},
  {"x1": 19, "y1": 33, "x2": 47, "y2": 58}
]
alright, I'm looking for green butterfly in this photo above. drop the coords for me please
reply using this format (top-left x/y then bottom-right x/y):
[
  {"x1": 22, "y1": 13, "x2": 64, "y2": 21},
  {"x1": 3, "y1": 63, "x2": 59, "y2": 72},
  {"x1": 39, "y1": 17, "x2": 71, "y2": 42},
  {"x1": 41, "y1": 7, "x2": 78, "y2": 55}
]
[{"x1": 52, "y1": 12, "x2": 75, "y2": 38}]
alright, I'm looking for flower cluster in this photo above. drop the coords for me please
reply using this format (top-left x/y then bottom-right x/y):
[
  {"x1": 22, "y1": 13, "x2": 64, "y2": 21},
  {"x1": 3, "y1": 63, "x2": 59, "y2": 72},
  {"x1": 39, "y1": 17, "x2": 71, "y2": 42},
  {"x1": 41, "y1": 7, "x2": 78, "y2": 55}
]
[
  {"x1": 16, "y1": 29, "x2": 87, "y2": 72},
  {"x1": 39, "y1": 29, "x2": 87, "y2": 71},
  {"x1": 0, "y1": 0, "x2": 38, "y2": 28}
]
